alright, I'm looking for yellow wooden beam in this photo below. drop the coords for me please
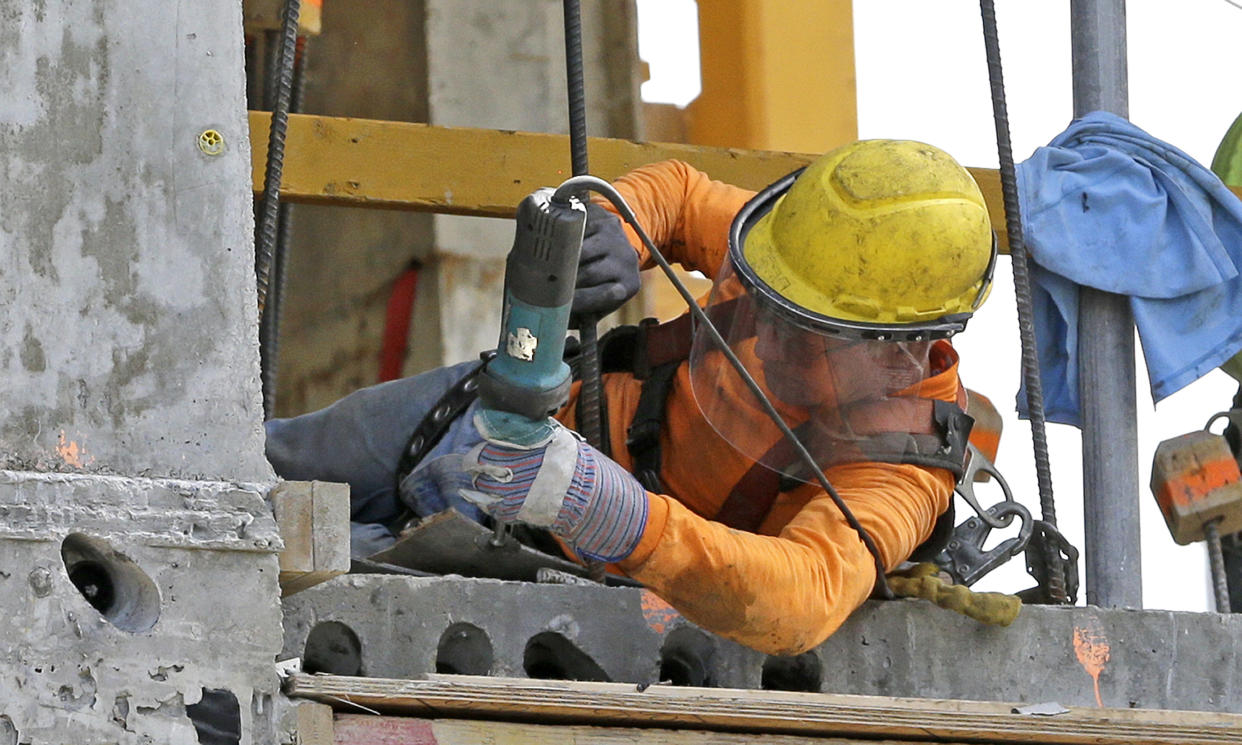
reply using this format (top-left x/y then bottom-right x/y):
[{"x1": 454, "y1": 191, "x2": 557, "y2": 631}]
[
  {"x1": 249, "y1": 112, "x2": 1012, "y2": 248},
  {"x1": 248, "y1": 111, "x2": 820, "y2": 216},
  {"x1": 253, "y1": 112, "x2": 1242, "y2": 256},
  {"x1": 689, "y1": 0, "x2": 857, "y2": 153}
]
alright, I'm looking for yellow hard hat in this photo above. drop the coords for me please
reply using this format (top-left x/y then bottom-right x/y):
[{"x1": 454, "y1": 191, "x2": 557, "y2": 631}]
[{"x1": 732, "y1": 139, "x2": 996, "y2": 340}]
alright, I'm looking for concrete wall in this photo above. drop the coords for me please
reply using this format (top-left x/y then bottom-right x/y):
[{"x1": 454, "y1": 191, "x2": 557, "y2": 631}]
[
  {"x1": 0, "y1": 0, "x2": 271, "y2": 483},
  {"x1": 0, "y1": 1, "x2": 284, "y2": 742},
  {"x1": 273, "y1": 0, "x2": 642, "y2": 416}
]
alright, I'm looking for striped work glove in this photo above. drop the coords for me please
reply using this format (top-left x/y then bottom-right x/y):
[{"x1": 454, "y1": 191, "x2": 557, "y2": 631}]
[{"x1": 460, "y1": 418, "x2": 648, "y2": 562}]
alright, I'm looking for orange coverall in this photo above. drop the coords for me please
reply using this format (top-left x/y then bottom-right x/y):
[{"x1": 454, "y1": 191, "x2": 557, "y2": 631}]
[{"x1": 554, "y1": 160, "x2": 962, "y2": 655}]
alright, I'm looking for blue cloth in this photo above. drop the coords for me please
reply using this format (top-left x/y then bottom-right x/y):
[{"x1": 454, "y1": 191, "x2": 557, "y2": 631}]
[
  {"x1": 1014, "y1": 111, "x2": 1242, "y2": 426},
  {"x1": 265, "y1": 360, "x2": 487, "y2": 556}
]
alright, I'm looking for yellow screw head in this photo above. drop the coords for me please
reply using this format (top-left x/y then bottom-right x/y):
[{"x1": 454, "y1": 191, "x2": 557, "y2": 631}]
[{"x1": 198, "y1": 129, "x2": 225, "y2": 156}]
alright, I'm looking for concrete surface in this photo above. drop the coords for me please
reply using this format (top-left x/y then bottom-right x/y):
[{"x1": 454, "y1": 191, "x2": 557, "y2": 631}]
[
  {"x1": 0, "y1": 472, "x2": 285, "y2": 743},
  {"x1": 0, "y1": 0, "x2": 271, "y2": 483},
  {"x1": 283, "y1": 574, "x2": 1242, "y2": 713},
  {"x1": 0, "y1": 1, "x2": 285, "y2": 742}
]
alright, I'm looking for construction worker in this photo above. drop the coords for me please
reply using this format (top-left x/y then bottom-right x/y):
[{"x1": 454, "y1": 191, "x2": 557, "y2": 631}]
[{"x1": 265, "y1": 139, "x2": 995, "y2": 655}]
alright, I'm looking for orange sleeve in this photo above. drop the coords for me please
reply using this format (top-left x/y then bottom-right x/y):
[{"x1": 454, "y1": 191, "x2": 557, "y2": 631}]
[
  {"x1": 616, "y1": 345, "x2": 965, "y2": 656},
  {"x1": 595, "y1": 160, "x2": 756, "y2": 277},
  {"x1": 619, "y1": 464, "x2": 954, "y2": 656}
]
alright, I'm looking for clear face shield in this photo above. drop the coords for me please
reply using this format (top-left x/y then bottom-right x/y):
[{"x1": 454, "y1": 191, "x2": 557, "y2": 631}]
[{"x1": 688, "y1": 259, "x2": 944, "y2": 483}]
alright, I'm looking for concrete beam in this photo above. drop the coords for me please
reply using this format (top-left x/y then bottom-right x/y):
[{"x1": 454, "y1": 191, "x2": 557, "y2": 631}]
[
  {"x1": 283, "y1": 574, "x2": 1242, "y2": 713},
  {"x1": 0, "y1": 471, "x2": 284, "y2": 742},
  {"x1": 0, "y1": 1, "x2": 284, "y2": 741}
]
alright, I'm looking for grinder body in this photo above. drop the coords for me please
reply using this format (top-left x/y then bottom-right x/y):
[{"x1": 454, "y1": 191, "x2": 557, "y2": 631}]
[{"x1": 476, "y1": 188, "x2": 586, "y2": 445}]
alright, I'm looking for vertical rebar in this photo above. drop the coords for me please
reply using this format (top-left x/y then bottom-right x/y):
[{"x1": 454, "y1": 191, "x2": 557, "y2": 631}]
[
  {"x1": 1206, "y1": 520, "x2": 1231, "y2": 613},
  {"x1": 255, "y1": 0, "x2": 301, "y2": 318},
  {"x1": 978, "y1": 0, "x2": 1067, "y2": 604},
  {"x1": 1071, "y1": 0, "x2": 1143, "y2": 609},
  {"x1": 260, "y1": 36, "x2": 309, "y2": 419},
  {"x1": 562, "y1": 0, "x2": 607, "y2": 584}
]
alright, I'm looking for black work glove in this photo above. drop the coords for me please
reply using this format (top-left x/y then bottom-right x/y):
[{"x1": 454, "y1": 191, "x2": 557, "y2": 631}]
[{"x1": 572, "y1": 203, "x2": 641, "y2": 316}]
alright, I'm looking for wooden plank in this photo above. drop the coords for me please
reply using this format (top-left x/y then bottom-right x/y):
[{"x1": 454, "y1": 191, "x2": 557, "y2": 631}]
[
  {"x1": 287, "y1": 673, "x2": 1242, "y2": 745},
  {"x1": 272, "y1": 481, "x2": 314, "y2": 575},
  {"x1": 295, "y1": 701, "x2": 335, "y2": 745},
  {"x1": 248, "y1": 113, "x2": 1019, "y2": 250},
  {"x1": 272, "y1": 480, "x2": 351, "y2": 596},
  {"x1": 310, "y1": 480, "x2": 351, "y2": 583},
  {"x1": 332, "y1": 714, "x2": 969, "y2": 745},
  {"x1": 249, "y1": 113, "x2": 1242, "y2": 256}
]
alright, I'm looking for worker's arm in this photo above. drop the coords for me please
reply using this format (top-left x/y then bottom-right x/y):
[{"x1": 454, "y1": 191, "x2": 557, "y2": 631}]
[
  {"x1": 598, "y1": 160, "x2": 755, "y2": 277},
  {"x1": 618, "y1": 463, "x2": 955, "y2": 656}
]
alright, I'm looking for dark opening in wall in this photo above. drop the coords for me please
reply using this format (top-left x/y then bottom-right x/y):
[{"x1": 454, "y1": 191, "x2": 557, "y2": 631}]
[
  {"x1": 60, "y1": 533, "x2": 161, "y2": 633},
  {"x1": 436, "y1": 622, "x2": 493, "y2": 675},
  {"x1": 761, "y1": 651, "x2": 822, "y2": 692},
  {"x1": 658, "y1": 626, "x2": 716, "y2": 687},
  {"x1": 523, "y1": 632, "x2": 609, "y2": 681},
  {"x1": 303, "y1": 621, "x2": 364, "y2": 676},
  {"x1": 185, "y1": 688, "x2": 241, "y2": 745},
  {"x1": 0, "y1": 715, "x2": 17, "y2": 745}
]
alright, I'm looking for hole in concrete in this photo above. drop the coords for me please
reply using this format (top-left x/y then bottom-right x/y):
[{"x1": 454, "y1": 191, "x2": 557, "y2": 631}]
[
  {"x1": 436, "y1": 623, "x2": 493, "y2": 675},
  {"x1": 658, "y1": 627, "x2": 716, "y2": 687},
  {"x1": 303, "y1": 621, "x2": 363, "y2": 676},
  {"x1": 761, "y1": 651, "x2": 822, "y2": 692},
  {"x1": 523, "y1": 632, "x2": 609, "y2": 682},
  {"x1": 185, "y1": 688, "x2": 241, "y2": 745},
  {"x1": 0, "y1": 715, "x2": 17, "y2": 745},
  {"x1": 60, "y1": 533, "x2": 160, "y2": 633}
]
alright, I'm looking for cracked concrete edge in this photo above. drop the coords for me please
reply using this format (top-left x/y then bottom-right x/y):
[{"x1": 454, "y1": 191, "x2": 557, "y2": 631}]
[{"x1": 0, "y1": 471, "x2": 282, "y2": 552}]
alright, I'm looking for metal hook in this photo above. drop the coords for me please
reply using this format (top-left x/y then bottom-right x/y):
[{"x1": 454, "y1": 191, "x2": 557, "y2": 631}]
[{"x1": 955, "y1": 443, "x2": 1018, "y2": 529}]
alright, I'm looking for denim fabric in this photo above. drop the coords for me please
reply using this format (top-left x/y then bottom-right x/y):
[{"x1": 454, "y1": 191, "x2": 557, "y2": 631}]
[{"x1": 265, "y1": 360, "x2": 488, "y2": 556}]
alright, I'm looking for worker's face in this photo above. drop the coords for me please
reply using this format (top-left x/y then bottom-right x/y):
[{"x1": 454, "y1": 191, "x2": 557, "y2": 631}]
[
  {"x1": 754, "y1": 315, "x2": 931, "y2": 408},
  {"x1": 753, "y1": 317, "x2": 850, "y2": 407}
]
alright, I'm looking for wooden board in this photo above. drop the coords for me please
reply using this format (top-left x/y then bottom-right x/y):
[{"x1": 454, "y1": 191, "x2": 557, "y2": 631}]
[
  {"x1": 295, "y1": 702, "x2": 334, "y2": 745},
  {"x1": 330, "y1": 714, "x2": 968, "y2": 745},
  {"x1": 273, "y1": 480, "x2": 351, "y2": 596},
  {"x1": 287, "y1": 673, "x2": 1242, "y2": 745},
  {"x1": 248, "y1": 113, "x2": 1009, "y2": 252},
  {"x1": 250, "y1": 112, "x2": 1242, "y2": 256}
]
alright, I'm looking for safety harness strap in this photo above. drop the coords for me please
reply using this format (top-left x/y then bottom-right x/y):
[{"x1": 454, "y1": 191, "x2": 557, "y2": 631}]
[
  {"x1": 714, "y1": 395, "x2": 972, "y2": 533},
  {"x1": 625, "y1": 361, "x2": 679, "y2": 492},
  {"x1": 394, "y1": 355, "x2": 491, "y2": 498}
]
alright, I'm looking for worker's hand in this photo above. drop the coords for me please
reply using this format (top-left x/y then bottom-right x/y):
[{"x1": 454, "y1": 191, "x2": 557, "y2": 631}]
[
  {"x1": 572, "y1": 203, "x2": 641, "y2": 316},
  {"x1": 459, "y1": 419, "x2": 648, "y2": 562}
]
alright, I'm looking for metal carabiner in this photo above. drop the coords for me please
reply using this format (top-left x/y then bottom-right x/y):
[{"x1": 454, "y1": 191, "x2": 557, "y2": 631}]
[
  {"x1": 935, "y1": 501, "x2": 1034, "y2": 586},
  {"x1": 955, "y1": 442, "x2": 1018, "y2": 529}
]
